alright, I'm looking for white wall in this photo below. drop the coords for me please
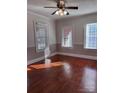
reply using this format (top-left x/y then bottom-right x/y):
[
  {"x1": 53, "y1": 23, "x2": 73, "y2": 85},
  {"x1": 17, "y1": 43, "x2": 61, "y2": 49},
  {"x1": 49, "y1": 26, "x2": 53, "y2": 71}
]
[{"x1": 27, "y1": 11, "x2": 56, "y2": 48}]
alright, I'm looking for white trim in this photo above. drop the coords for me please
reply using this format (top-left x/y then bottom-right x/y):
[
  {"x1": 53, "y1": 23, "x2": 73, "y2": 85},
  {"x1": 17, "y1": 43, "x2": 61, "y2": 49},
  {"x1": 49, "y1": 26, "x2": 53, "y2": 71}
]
[
  {"x1": 27, "y1": 56, "x2": 44, "y2": 65},
  {"x1": 50, "y1": 52, "x2": 58, "y2": 57},
  {"x1": 27, "y1": 52, "x2": 96, "y2": 65},
  {"x1": 61, "y1": 25, "x2": 73, "y2": 48},
  {"x1": 56, "y1": 52, "x2": 97, "y2": 60},
  {"x1": 27, "y1": 52, "x2": 57, "y2": 65},
  {"x1": 84, "y1": 23, "x2": 97, "y2": 49}
]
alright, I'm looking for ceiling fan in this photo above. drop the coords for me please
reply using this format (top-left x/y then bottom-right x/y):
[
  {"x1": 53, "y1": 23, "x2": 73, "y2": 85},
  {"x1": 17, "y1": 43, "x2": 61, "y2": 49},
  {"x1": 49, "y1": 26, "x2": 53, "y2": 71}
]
[{"x1": 44, "y1": 0, "x2": 78, "y2": 16}]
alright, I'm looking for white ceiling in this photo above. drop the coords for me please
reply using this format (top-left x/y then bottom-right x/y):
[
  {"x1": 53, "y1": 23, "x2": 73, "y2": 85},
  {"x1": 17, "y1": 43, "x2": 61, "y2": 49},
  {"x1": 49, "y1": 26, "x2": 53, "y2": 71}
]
[{"x1": 27, "y1": 0, "x2": 97, "y2": 19}]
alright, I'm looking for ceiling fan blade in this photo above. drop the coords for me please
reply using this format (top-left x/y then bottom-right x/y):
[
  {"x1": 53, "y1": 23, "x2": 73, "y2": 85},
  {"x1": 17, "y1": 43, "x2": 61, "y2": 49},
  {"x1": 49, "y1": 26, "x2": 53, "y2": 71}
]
[
  {"x1": 44, "y1": 6, "x2": 57, "y2": 8},
  {"x1": 65, "y1": 6, "x2": 78, "y2": 9},
  {"x1": 51, "y1": 10, "x2": 57, "y2": 15},
  {"x1": 66, "y1": 12, "x2": 69, "y2": 15}
]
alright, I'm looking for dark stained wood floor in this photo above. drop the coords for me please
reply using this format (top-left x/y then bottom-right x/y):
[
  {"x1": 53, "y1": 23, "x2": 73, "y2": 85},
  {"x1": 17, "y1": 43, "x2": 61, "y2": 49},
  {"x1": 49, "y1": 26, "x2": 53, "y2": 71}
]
[{"x1": 27, "y1": 55, "x2": 97, "y2": 93}]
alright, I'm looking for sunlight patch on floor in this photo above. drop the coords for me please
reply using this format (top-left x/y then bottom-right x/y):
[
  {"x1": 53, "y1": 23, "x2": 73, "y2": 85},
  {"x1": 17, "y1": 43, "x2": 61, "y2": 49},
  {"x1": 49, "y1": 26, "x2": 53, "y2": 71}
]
[{"x1": 28, "y1": 62, "x2": 64, "y2": 70}]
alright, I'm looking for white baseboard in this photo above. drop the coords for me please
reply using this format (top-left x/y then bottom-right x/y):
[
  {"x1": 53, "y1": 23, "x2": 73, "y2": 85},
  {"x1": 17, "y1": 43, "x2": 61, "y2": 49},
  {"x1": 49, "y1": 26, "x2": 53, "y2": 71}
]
[
  {"x1": 27, "y1": 52, "x2": 57, "y2": 65},
  {"x1": 27, "y1": 52, "x2": 96, "y2": 65},
  {"x1": 56, "y1": 52, "x2": 97, "y2": 60}
]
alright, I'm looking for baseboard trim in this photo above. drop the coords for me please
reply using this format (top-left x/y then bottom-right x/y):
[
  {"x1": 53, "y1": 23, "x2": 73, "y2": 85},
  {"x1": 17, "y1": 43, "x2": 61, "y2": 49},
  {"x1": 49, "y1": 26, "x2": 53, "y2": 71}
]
[
  {"x1": 56, "y1": 52, "x2": 97, "y2": 60},
  {"x1": 27, "y1": 52, "x2": 57, "y2": 65},
  {"x1": 27, "y1": 52, "x2": 96, "y2": 65}
]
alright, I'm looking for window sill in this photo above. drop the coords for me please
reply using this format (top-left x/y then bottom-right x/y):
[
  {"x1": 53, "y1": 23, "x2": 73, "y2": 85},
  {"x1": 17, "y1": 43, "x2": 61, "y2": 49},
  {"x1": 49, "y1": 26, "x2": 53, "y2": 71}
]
[{"x1": 61, "y1": 46, "x2": 73, "y2": 49}]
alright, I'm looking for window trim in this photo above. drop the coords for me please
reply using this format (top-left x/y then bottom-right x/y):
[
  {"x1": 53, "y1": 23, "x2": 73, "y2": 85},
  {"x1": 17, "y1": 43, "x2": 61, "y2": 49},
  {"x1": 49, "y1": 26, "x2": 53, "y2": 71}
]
[
  {"x1": 84, "y1": 23, "x2": 97, "y2": 49},
  {"x1": 34, "y1": 21, "x2": 49, "y2": 52},
  {"x1": 61, "y1": 25, "x2": 73, "y2": 48}
]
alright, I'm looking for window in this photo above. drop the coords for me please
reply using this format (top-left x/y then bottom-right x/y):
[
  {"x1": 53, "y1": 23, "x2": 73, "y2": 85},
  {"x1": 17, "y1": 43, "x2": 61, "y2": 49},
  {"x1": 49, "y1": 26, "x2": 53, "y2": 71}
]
[
  {"x1": 85, "y1": 23, "x2": 97, "y2": 49},
  {"x1": 36, "y1": 27, "x2": 46, "y2": 49},
  {"x1": 62, "y1": 26, "x2": 72, "y2": 47},
  {"x1": 35, "y1": 22, "x2": 48, "y2": 52}
]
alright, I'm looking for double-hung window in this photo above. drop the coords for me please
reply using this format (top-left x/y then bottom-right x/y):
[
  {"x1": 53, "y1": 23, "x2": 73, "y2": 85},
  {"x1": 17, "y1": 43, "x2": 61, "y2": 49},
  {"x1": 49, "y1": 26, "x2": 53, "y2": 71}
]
[
  {"x1": 62, "y1": 26, "x2": 72, "y2": 47},
  {"x1": 35, "y1": 22, "x2": 47, "y2": 52},
  {"x1": 85, "y1": 23, "x2": 97, "y2": 49}
]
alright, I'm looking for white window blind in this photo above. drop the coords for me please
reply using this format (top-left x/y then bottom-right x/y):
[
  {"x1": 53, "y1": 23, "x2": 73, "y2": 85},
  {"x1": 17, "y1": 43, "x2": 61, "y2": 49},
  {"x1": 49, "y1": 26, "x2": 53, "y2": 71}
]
[
  {"x1": 62, "y1": 26, "x2": 72, "y2": 47},
  {"x1": 85, "y1": 23, "x2": 97, "y2": 49}
]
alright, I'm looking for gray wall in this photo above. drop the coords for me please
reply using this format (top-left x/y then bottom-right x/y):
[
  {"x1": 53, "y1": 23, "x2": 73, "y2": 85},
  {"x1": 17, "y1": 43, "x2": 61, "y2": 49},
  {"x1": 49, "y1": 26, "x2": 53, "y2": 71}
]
[
  {"x1": 27, "y1": 11, "x2": 56, "y2": 62},
  {"x1": 27, "y1": 12, "x2": 97, "y2": 64},
  {"x1": 56, "y1": 13, "x2": 97, "y2": 56}
]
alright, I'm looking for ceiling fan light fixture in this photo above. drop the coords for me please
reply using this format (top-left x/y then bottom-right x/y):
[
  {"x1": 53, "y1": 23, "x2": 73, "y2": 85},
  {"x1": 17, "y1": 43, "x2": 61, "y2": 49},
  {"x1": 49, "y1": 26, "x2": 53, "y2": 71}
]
[
  {"x1": 55, "y1": 11, "x2": 59, "y2": 15},
  {"x1": 63, "y1": 10, "x2": 69, "y2": 15},
  {"x1": 55, "y1": 9, "x2": 69, "y2": 16}
]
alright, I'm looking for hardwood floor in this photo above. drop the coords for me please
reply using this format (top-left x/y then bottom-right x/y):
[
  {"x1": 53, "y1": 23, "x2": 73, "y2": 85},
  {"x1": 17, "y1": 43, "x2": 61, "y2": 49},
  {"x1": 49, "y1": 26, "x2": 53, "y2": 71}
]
[{"x1": 27, "y1": 55, "x2": 97, "y2": 93}]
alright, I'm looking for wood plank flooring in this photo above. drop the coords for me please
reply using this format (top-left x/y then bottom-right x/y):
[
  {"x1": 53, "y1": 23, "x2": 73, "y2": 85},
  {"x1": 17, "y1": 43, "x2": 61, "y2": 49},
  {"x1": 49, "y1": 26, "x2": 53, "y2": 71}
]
[{"x1": 27, "y1": 55, "x2": 97, "y2": 93}]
